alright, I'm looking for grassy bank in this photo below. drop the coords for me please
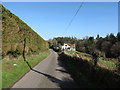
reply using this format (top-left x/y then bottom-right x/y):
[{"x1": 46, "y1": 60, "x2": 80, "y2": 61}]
[
  {"x1": 66, "y1": 51, "x2": 117, "y2": 70},
  {"x1": 59, "y1": 53, "x2": 120, "y2": 88},
  {"x1": 98, "y1": 57, "x2": 116, "y2": 70},
  {"x1": 2, "y1": 50, "x2": 50, "y2": 88},
  {"x1": 66, "y1": 51, "x2": 89, "y2": 56},
  {"x1": 59, "y1": 53, "x2": 97, "y2": 88}
]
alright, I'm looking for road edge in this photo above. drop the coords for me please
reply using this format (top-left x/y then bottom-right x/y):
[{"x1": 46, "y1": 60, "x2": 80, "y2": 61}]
[{"x1": 7, "y1": 50, "x2": 51, "y2": 88}]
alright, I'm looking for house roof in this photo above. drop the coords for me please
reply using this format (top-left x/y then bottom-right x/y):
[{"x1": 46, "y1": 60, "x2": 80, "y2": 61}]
[{"x1": 68, "y1": 44, "x2": 75, "y2": 48}]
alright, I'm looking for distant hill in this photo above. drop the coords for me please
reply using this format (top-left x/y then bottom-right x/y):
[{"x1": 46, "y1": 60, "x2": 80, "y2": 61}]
[{"x1": 2, "y1": 5, "x2": 49, "y2": 57}]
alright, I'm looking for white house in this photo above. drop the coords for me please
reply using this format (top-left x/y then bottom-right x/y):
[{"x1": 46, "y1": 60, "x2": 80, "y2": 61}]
[{"x1": 62, "y1": 43, "x2": 76, "y2": 51}]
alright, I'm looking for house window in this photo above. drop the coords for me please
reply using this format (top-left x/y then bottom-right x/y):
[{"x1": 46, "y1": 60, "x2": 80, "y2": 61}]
[{"x1": 68, "y1": 47, "x2": 70, "y2": 49}]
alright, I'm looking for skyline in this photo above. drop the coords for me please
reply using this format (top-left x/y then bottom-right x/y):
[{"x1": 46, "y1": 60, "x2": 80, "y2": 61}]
[{"x1": 3, "y1": 2, "x2": 118, "y2": 40}]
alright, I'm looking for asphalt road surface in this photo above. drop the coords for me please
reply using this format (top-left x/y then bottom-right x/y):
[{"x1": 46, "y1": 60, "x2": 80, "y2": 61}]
[{"x1": 12, "y1": 49, "x2": 79, "y2": 88}]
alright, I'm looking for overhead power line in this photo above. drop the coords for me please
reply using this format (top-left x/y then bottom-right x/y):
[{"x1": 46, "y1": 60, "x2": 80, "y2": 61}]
[{"x1": 62, "y1": 0, "x2": 85, "y2": 36}]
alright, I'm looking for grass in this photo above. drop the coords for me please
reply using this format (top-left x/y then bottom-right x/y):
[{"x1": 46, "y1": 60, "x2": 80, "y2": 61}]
[
  {"x1": 66, "y1": 50, "x2": 117, "y2": 70},
  {"x1": 60, "y1": 54, "x2": 97, "y2": 88},
  {"x1": 2, "y1": 50, "x2": 50, "y2": 88},
  {"x1": 75, "y1": 51, "x2": 90, "y2": 56},
  {"x1": 60, "y1": 53, "x2": 120, "y2": 88},
  {"x1": 66, "y1": 51, "x2": 91, "y2": 61},
  {"x1": 66, "y1": 51, "x2": 75, "y2": 54},
  {"x1": 2, "y1": 5, "x2": 49, "y2": 88},
  {"x1": 66, "y1": 51, "x2": 89, "y2": 55},
  {"x1": 2, "y1": 5, "x2": 49, "y2": 57},
  {"x1": 98, "y1": 57, "x2": 116, "y2": 69}
]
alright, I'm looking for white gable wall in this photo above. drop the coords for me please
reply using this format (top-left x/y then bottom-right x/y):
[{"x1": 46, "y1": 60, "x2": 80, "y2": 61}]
[{"x1": 62, "y1": 43, "x2": 76, "y2": 51}]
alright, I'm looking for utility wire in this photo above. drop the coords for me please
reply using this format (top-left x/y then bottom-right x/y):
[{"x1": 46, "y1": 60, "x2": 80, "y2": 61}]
[{"x1": 62, "y1": 0, "x2": 85, "y2": 36}]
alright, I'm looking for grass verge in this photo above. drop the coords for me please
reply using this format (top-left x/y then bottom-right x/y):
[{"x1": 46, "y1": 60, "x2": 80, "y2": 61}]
[
  {"x1": 2, "y1": 50, "x2": 50, "y2": 88},
  {"x1": 66, "y1": 51, "x2": 117, "y2": 70},
  {"x1": 59, "y1": 53, "x2": 97, "y2": 88},
  {"x1": 59, "y1": 53, "x2": 120, "y2": 88},
  {"x1": 98, "y1": 57, "x2": 116, "y2": 70},
  {"x1": 66, "y1": 51, "x2": 89, "y2": 55}
]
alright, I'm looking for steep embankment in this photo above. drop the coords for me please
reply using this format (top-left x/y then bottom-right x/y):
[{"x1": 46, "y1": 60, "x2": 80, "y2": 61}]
[
  {"x1": 2, "y1": 5, "x2": 48, "y2": 57},
  {"x1": 2, "y1": 5, "x2": 50, "y2": 88}
]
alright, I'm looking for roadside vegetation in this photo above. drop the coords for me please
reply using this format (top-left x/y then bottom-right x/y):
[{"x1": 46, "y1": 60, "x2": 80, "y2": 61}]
[
  {"x1": 59, "y1": 52, "x2": 120, "y2": 88},
  {"x1": 48, "y1": 33, "x2": 120, "y2": 88},
  {"x1": 66, "y1": 51, "x2": 117, "y2": 70},
  {"x1": 98, "y1": 57, "x2": 116, "y2": 70},
  {"x1": 2, "y1": 50, "x2": 50, "y2": 88},
  {"x1": 2, "y1": 5, "x2": 50, "y2": 88},
  {"x1": 2, "y1": 5, "x2": 49, "y2": 57},
  {"x1": 48, "y1": 32, "x2": 120, "y2": 72}
]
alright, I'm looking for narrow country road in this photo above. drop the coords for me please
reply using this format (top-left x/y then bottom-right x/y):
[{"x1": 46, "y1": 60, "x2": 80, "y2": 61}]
[{"x1": 12, "y1": 49, "x2": 79, "y2": 88}]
